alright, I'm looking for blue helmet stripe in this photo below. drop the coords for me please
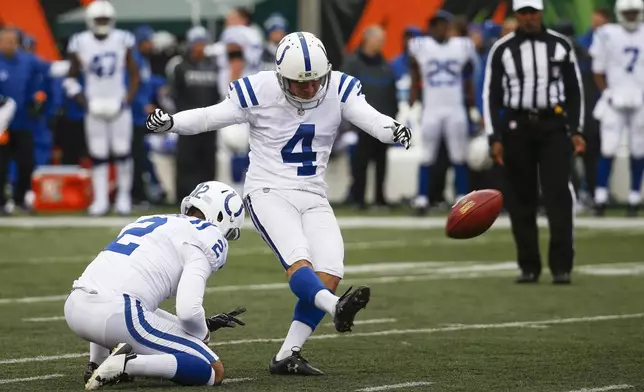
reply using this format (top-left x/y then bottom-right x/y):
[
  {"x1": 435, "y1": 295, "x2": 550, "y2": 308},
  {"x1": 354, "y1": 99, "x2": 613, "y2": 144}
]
[{"x1": 296, "y1": 32, "x2": 311, "y2": 71}]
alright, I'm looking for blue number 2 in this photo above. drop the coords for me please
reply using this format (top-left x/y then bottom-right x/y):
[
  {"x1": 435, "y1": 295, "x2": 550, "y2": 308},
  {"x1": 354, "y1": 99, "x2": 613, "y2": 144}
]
[
  {"x1": 281, "y1": 124, "x2": 317, "y2": 176},
  {"x1": 625, "y1": 47, "x2": 640, "y2": 74},
  {"x1": 105, "y1": 216, "x2": 168, "y2": 256}
]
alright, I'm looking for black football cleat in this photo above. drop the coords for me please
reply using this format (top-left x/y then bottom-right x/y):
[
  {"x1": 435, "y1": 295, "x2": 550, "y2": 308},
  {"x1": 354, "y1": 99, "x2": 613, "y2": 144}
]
[
  {"x1": 84, "y1": 362, "x2": 99, "y2": 383},
  {"x1": 627, "y1": 204, "x2": 639, "y2": 218},
  {"x1": 269, "y1": 347, "x2": 324, "y2": 376},
  {"x1": 333, "y1": 286, "x2": 371, "y2": 333},
  {"x1": 593, "y1": 203, "x2": 607, "y2": 217},
  {"x1": 515, "y1": 272, "x2": 539, "y2": 284},
  {"x1": 552, "y1": 273, "x2": 571, "y2": 285}
]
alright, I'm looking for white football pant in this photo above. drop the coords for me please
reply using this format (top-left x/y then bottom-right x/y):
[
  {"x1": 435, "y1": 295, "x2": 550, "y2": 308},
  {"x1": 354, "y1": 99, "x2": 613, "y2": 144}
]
[
  {"x1": 244, "y1": 189, "x2": 345, "y2": 278},
  {"x1": 65, "y1": 289, "x2": 219, "y2": 364},
  {"x1": 599, "y1": 105, "x2": 644, "y2": 158},
  {"x1": 419, "y1": 106, "x2": 468, "y2": 165}
]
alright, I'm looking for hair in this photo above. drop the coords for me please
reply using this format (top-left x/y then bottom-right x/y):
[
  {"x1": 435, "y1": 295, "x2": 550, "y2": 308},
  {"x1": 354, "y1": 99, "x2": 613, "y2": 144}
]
[
  {"x1": 594, "y1": 7, "x2": 611, "y2": 21},
  {"x1": 234, "y1": 7, "x2": 253, "y2": 25},
  {"x1": 186, "y1": 206, "x2": 206, "y2": 220}
]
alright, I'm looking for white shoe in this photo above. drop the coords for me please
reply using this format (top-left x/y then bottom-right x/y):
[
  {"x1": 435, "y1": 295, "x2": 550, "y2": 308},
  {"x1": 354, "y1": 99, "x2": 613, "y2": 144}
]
[
  {"x1": 85, "y1": 343, "x2": 133, "y2": 390},
  {"x1": 87, "y1": 201, "x2": 109, "y2": 217}
]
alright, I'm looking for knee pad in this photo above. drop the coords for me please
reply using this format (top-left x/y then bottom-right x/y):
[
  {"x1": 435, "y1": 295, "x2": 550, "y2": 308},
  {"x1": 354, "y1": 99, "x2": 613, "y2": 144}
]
[{"x1": 171, "y1": 353, "x2": 215, "y2": 386}]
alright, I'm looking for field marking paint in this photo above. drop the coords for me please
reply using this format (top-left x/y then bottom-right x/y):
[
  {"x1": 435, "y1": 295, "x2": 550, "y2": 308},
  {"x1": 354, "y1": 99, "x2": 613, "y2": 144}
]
[
  {"x1": 355, "y1": 381, "x2": 433, "y2": 391},
  {"x1": 4, "y1": 260, "x2": 644, "y2": 306},
  {"x1": 0, "y1": 353, "x2": 87, "y2": 365},
  {"x1": 0, "y1": 373, "x2": 64, "y2": 384},
  {"x1": 323, "y1": 318, "x2": 397, "y2": 327},
  {"x1": 22, "y1": 316, "x2": 66, "y2": 322},
  {"x1": 565, "y1": 385, "x2": 634, "y2": 392},
  {"x1": 1, "y1": 313, "x2": 642, "y2": 366},
  {"x1": 222, "y1": 377, "x2": 255, "y2": 384},
  {"x1": 2, "y1": 216, "x2": 644, "y2": 229}
]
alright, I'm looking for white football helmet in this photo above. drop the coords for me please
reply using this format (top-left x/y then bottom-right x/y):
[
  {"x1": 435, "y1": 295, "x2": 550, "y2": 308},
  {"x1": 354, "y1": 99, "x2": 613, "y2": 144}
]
[
  {"x1": 615, "y1": 0, "x2": 644, "y2": 30},
  {"x1": 86, "y1": 1, "x2": 116, "y2": 36},
  {"x1": 181, "y1": 181, "x2": 245, "y2": 241},
  {"x1": 466, "y1": 134, "x2": 493, "y2": 172},
  {"x1": 275, "y1": 31, "x2": 332, "y2": 111}
]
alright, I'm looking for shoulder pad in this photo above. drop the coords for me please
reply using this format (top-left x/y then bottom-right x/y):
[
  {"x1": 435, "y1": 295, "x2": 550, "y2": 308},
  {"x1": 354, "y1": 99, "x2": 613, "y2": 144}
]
[
  {"x1": 334, "y1": 71, "x2": 362, "y2": 104},
  {"x1": 227, "y1": 72, "x2": 272, "y2": 109}
]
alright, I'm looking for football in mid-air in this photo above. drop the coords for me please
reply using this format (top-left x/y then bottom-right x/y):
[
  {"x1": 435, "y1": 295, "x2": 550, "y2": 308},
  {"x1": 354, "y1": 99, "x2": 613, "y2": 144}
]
[{"x1": 445, "y1": 189, "x2": 503, "y2": 239}]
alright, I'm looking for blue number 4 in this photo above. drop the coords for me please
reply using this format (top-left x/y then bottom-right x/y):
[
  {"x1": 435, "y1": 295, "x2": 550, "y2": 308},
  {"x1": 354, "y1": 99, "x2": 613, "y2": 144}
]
[
  {"x1": 105, "y1": 216, "x2": 168, "y2": 256},
  {"x1": 625, "y1": 47, "x2": 640, "y2": 74},
  {"x1": 281, "y1": 124, "x2": 317, "y2": 176}
]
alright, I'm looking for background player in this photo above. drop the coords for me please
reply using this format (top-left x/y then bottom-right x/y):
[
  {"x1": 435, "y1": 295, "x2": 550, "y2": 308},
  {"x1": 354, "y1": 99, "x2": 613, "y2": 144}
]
[
  {"x1": 146, "y1": 31, "x2": 412, "y2": 375},
  {"x1": 409, "y1": 11, "x2": 480, "y2": 215},
  {"x1": 64, "y1": 0, "x2": 140, "y2": 216},
  {"x1": 590, "y1": 0, "x2": 644, "y2": 217},
  {"x1": 65, "y1": 181, "x2": 246, "y2": 389}
]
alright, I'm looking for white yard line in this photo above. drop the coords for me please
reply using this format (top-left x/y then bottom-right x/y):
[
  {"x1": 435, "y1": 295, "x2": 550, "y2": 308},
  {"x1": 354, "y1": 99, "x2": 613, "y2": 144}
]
[
  {"x1": 323, "y1": 318, "x2": 397, "y2": 327},
  {"x1": 565, "y1": 385, "x2": 634, "y2": 392},
  {"x1": 355, "y1": 381, "x2": 433, "y2": 391},
  {"x1": 0, "y1": 374, "x2": 64, "y2": 384},
  {"x1": 4, "y1": 260, "x2": 644, "y2": 306},
  {"x1": 2, "y1": 216, "x2": 644, "y2": 229},
  {"x1": 22, "y1": 316, "x2": 66, "y2": 322},
  {"x1": 1, "y1": 313, "x2": 642, "y2": 366},
  {"x1": 222, "y1": 377, "x2": 255, "y2": 384}
]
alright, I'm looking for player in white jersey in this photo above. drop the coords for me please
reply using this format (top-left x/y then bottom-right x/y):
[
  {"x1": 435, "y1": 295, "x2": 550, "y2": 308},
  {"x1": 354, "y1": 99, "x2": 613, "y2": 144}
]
[
  {"x1": 408, "y1": 11, "x2": 480, "y2": 215},
  {"x1": 63, "y1": 1, "x2": 140, "y2": 217},
  {"x1": 65, "y1": 181, "x2": 245, "y2": 389},
  {"x1": 590, "y1": 0, "x2": 644, "y2": 217},
  {"x1": 146, "y1": 31, "x2": 412, "y2": 375}
]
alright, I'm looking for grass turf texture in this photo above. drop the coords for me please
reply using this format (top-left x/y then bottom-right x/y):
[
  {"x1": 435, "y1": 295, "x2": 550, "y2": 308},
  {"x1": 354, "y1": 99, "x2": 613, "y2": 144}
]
[{"x1": 0, "y1": 222, "x2": 642, "y2": 392}]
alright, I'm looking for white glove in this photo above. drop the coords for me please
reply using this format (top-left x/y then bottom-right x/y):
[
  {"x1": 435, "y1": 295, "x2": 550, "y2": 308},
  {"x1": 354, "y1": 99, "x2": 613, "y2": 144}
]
[
  {"x1": 391, "y1": 120, "x2": 412, "y2": 150},
  {"x1": 146, "y1": 108, "x2": 174, "y2": 133}
]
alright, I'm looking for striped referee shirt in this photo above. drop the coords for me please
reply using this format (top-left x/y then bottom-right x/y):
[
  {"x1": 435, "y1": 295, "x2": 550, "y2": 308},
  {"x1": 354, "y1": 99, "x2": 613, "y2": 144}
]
[{"x1": 483, "y1": 28, "x2": 585, "y2": 142}]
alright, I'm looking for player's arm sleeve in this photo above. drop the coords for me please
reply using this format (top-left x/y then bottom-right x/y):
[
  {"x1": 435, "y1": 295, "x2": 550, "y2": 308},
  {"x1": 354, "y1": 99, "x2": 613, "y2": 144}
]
[
  {"x1": 563, "y1": 44, "x2": 585, "y2": 134},
  {"x1": 175, "y1": 243, "x2": 212, "y2": 340},
  {"x1": 171, "y1": 78, "x2": 255, "y2": 135},
  {"x1": 482, "y1": 42, "x2": 506, "y2": 142},
  {"x1": 340, "y1": 75, "x2": 396, "y2": 144},
  {"x1": 589, "y1": 30, "x2": 607, "y2": 74}
]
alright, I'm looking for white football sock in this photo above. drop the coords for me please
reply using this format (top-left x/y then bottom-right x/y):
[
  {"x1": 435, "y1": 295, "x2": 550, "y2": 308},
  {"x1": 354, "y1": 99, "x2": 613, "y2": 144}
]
[
  {"x1": 275, "y1": 321, "x2": 313, "y2": 361},
  {"x1": 314, "y1": 290, "x2": 339, "y2": 317},
  {"x1": 90, "y1": 164, "x2": 109, "y2": 211},
  {"x1": 628, "y1": 190, "x2": 641, "y2": 205},
  {"x1": 125, "y1": 354, "x2": 178, "y2": 379},
  {"x1": 116, "y1": 159, "x2": 133, "y2": 200},
  {"x1": 595, "y1": 187, "x2": 608, "y2": 204},
  {"x1": 89, "y1": 343, "x2": 110, "y2": 365}
]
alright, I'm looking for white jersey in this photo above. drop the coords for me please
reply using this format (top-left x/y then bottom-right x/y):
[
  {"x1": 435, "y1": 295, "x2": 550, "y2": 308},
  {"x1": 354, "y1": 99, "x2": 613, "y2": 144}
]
[
  {"x1": 170, "y1": 71, "x2": 397, "y2": 197},
  {"x1": 590, "y1": 23, "x2": 644, "y2": 92},
  {"x1": 67, "y1": 29, "x2": 134, "y2": 101},
  {"x1": 72, "y1": 214, "x2": 228, "y2": 310},
  {"x1": 219, "y1": 25, "x2": 265, "y2": 75},
  {"x1": 408, "y1": 36, "x2": 478, "y2": 109}
]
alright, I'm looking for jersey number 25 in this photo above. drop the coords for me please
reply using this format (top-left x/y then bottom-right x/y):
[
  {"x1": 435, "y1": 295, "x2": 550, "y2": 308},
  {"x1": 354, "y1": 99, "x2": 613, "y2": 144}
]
[{"x1": 281, "y1": 124, "x2": 317, "y2": 176}]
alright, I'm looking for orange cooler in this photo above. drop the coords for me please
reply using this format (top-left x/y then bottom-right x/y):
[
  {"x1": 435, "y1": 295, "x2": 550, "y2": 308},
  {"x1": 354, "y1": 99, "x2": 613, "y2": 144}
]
[{"x1": 31, "y1": 166, "x2": 92, "y2": 212}]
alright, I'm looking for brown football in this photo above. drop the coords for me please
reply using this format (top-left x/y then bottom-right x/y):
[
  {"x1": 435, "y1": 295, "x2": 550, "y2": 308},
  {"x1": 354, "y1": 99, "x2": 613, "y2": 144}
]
[{"x1": 446, "y1": 189, "x2": 503, "y2": 239}]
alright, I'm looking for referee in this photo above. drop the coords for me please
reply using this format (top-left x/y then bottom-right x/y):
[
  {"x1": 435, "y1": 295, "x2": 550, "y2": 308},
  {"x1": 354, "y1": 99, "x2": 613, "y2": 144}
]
[{"x1": 483, "y1": 0, "x2": 586, "y2": 284}]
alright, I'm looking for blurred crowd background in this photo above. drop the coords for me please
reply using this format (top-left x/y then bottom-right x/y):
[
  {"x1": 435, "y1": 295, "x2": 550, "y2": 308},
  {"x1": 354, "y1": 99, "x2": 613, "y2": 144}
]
[{"x1": 0, "y1": 0, "x2": 633, "y2": 216}]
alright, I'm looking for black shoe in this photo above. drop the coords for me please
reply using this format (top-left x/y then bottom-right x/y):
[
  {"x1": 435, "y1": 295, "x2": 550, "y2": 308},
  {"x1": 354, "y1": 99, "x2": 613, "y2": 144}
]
[
  {"x1": 268, "y1": 347, "x2": 324, "y2": 376},
  {"x1": 83, "y1": 361, "x2": 99, "y2": 383},
  {"x1": 627, "y1": 204, "x2": 639, "y2": 218},
  {"x1": 334, "y1": 286, "x2": 371, "y2": 333},
  {"x1": 515, "y1": 272, "x2": 539, "y2": 284},
  {"x1": 593, "y1": 203, "x2": 607, "y2": 217},
  {"x1": 552, "y1": 273, "x2": 571, "y2": 285}
]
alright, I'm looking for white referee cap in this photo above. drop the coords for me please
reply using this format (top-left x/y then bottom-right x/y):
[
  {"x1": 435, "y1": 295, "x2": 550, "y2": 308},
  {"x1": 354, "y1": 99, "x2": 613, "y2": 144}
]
[{"x1": 513, "y1": 0, "x2": 543, "y2": 11}]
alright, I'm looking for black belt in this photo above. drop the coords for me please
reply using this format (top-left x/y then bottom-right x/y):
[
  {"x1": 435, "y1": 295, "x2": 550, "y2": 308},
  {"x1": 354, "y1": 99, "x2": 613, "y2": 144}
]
[{"x1": 508, "y1": 106, "x2": 564, "y2": 122}]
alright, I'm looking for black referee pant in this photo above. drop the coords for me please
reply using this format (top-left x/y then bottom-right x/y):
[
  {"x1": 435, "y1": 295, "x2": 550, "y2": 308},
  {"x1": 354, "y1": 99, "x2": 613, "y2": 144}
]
[
  {"x1": 502, "y1": 110, "x2": 574, "y2": 276},
  {"x1": 175, "y1": 132, "x2": 217, "y2": 205},
  {"x1": 351, "y1": 132, "x2": 388, "y2": 207},
  {"x1": 0, "y1": 130, "x2": 34, "y2": 208}
]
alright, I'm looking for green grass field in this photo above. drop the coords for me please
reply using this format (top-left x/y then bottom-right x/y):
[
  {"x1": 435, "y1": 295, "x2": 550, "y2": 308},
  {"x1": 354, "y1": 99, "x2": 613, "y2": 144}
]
[{"x1": 0, "y1": 216, "x2": 643, "y2": 392}]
